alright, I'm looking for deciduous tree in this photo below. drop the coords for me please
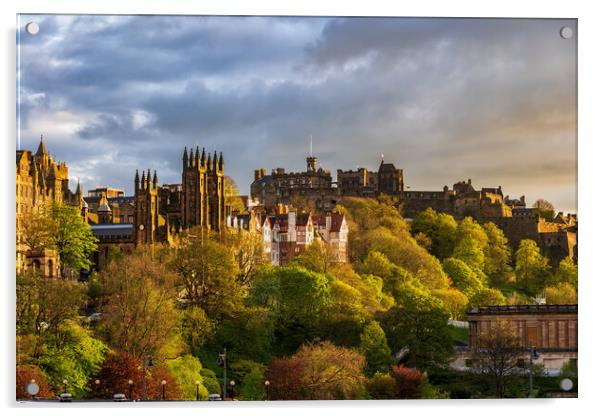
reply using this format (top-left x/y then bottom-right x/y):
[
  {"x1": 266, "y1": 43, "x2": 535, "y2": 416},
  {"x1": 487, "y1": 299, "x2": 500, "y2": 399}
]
[
  {"x1": 515, "y1": 239, "x2": 552, "y2": 296},
  {"x1": 360, "y1": 321, "x2": 394, "y2": 376}
]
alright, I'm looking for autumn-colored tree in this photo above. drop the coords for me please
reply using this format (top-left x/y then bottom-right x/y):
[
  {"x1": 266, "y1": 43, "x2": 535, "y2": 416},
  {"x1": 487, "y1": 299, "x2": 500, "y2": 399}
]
[
  {"x1": 294, "y1": 341, "x2": 367, "y2": 400},
  {"x1": 20, "y1": 210, "x2": 57, "y2": 252},
  {"x1": 366, "y1": 372, "x2": 397, "y2": 399},
  {"x1": 472, "y1": 321, "x2": 522, "y2": 398},
  {"x1": 89, "y1": 351, "x2": 143, "y2": 399},
  {"x1": 16, "y1": 365, "x2": 54, "y2": 399},
  {"x1": 390, "y1": 364, "x2": 423, "y2": 399},
  {"x1": 264, "y1": 357, "x2": 304, "y2": 400},
  {"x1": 532, "y1": 199, "x2": 555, "y2": 221},
  {"x1": 98, "y1": 247, "x2": 180, "y2": 359},
  {"x1": 224, "y1": 176, "x2": 246, "y2": 214},
  {"x1": 90, "y1": 351, "x2": 179, "y2": 400}
]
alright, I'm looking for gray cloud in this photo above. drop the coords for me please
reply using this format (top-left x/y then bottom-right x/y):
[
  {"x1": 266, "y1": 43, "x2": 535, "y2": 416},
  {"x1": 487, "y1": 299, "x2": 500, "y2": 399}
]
[{"x1": 18, "y1": 15, "x2": 577, "y2": 212}]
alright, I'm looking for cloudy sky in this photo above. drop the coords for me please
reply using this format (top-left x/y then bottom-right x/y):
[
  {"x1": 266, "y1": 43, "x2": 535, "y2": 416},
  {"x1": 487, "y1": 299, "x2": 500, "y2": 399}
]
[{"x1": 17, "y1": 15, "x2": 577, "y2": 212}]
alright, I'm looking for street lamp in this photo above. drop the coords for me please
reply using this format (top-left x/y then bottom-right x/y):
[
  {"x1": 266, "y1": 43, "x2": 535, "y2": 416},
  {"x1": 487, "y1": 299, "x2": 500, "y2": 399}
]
[
  {"x1": 161, "y1": 379, "x2": 167, "y2": 400},
  {"x1": 128, "y1": 379, "x2": 134, "y2": 401},
  {"x1": 264, "y1": 380, "x2": 270, "y2": 401},
  {"x1": 529, "y1": 346, "x2": 540, "y2": 398},
  {"x1": 229, "y1": 380, "x2": 235, "y2": 399},
  {"x1": 195, "y1": 380, "x2": 201, "y2": 401},
  {"x1": 62, "y1": 379, "x2": 68, "y2": 394}
]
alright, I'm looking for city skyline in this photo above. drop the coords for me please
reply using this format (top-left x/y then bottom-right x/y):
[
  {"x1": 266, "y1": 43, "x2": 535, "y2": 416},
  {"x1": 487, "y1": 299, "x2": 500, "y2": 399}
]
[{"x1": 17, "y1": 15, "x2": 577, "y2": 212}]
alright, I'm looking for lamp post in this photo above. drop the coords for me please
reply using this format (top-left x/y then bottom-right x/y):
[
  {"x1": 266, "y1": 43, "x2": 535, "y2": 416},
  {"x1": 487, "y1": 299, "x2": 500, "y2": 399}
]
[
  {"x1": 94, "y1": 379, "x2": 100, "y2": 398},
  {"x1": 161, "y1": 379, "x2": 167, "y2": 400},
  {"x1": 264, "y1": 380, "x2": 270, "y2": 401},
  {"x1": 128, "y1": 379, "x2": 134, "y2": 401},
  {"x1": 529, "y1": 346, "x2": 540, "y2": 398},
  {"x1": 229, "y1": 380, "x2": 235, "y2": 399},
  {"x1": 195, "y1": 380, "x2": 201, "y2": 401},
  {"x1": 62, "y1": 379, "x2": 68, "y2": 394},
  {"x1": 218, "y1": 348, "x2": 227, "y2": 400}
]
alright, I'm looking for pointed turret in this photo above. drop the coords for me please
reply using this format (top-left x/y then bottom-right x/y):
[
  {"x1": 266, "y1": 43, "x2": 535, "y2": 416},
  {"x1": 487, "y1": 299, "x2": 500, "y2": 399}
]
[
  {"x1": 207, "y1": 153, "x2": 212, "y2": 172},
  {"x1": 213, "y1": 151, "x2": 218, "y2": 171},
  {"x1": 147, "y1": 169, "x2": 151, "y2": 189},
  {"x1": 153, "y1": 170, "x2": 158, "y2": 189},
  {"x1": 141, "y1": 170, "x2": 146, "y2": 190},
  {"x1": 195, "y1": 146, "x2": 200, "y2": 167},
  {"x1": 75, "y1": 179, "x2": 82, "y2": 198},
  {"x1": 218, "y1": 152, "x2": 224, "y2": 172},
  {"x1": 135, "y1": 169, "x2": 140, "y2": 191},
  {"x1": 183, "y1": 147, "x2": 188, "y2": 168},
  {"x1": 35, "y1": 134, "x2": 48, "y2": 157},
  {"x1": 201, "y1": 147, "x2": 207, "y2": 167}
]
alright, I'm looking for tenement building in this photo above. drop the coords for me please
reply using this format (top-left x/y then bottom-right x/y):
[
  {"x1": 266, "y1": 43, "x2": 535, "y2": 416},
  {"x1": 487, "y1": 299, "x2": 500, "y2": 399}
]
[{"x1": 451, "y1": 304, "x2": 577, "y2": 376}]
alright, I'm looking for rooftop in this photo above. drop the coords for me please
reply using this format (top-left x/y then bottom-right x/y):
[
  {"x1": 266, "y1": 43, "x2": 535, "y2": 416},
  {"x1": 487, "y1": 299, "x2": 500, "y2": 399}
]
[{"x1": 467, "y1": 304, "x2": 577, "y2": 316}]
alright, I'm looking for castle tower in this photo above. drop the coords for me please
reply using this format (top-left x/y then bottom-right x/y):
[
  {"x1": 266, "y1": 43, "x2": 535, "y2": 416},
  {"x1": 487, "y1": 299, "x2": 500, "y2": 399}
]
[{"x1": 134, "y1": 169, "x2": 159, "y2": 244}]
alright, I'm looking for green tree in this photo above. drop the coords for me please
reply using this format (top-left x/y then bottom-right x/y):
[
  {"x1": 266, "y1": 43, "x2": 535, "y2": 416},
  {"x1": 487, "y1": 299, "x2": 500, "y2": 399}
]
[
  {"x1": 471, "y1": 288, "x2": 506, "y2": 306},
  {"x1": 359, "y1": 321, "x2": 394, "y2": 376},
  {"x1": 515, "y1": 239, "x2": 552, "y2": 296},
  {"x1": 46, "y1": 202, "x2": 98, "y2": 273},
  {"x1": 200, "y1": 368, "x2": 221, "y2": 396},
  {"x1": 171, "y1": 231, "x2": 243, "y2": 316},
  {"x1": 553, "y1": 256, "x2": 578, "y2": 289},
  {"x1": 165, "y1": 355, "x2": 209, "y2": 400},
  {"x1": 431, "y1": 288, "x2": 469, "y2": 320},
  {"x1": 239, "y1": 367, "x2": 266, "y2": 400},
  {"x1": 98, "y1": 247, "x2": 180, "y2": 360},
  {"x1": 39, "y1": 321, "x2": 109, "y2": 399},
  {"x1": 291, "y1": 240, "x2": 332, "y2": 274},
  {"x1": 543, "y1": 282, "x2": 577, "y2": 304},
  {"x1": 411, "y1": 208, "x2": 457, "y2": 260},
  {"x1": 482, "y1": 222, "x2": 513, "y2": 285},
  {"x1": 442, "y1": 258, "x2": 483, "y2": 301},
  {"x1": 378, "y1": 283, "x2": 454, "y2": 372}
]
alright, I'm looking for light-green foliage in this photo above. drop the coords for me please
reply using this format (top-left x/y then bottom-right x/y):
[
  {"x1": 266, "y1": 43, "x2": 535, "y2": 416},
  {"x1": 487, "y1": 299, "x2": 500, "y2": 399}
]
[
  {"x1": 515, "y1": 239, "x2": 552, "y2": 296},
  {"x1": 553, "y1": 257, "x2": 578, "y2": 290},
  {"x1": 39, "y1": 321, "x2": 109, "y2": 398},
  {"x1": 442, "y1": 257, "x2": 483, "y2": 301},
  {"x1": 359, "y1": 321, "x2": 394, "y2": 375},
  {"x1": 165, "y1": 355, "x2": 208, "y2": 400},
  {"x1": 200, "y1": 367, "x2": 221, "y2": 396},
  {"x1": 482, "y1": 222, "x2": 513, "y2": 285},
  {"x1": 471, "y1": 288, "x2": 506, "y2": 306},
  {"x1": 239, "y1": 368, "x2": 266, "y2": 400},
  {"x1": 45, "y1": 202, "x2": 98, "y2": 272}
]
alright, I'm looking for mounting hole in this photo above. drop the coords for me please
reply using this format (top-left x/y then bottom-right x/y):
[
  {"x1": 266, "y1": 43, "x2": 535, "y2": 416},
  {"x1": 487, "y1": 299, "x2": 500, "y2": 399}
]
[
  {"x1": 25, "y1": 22, "x2": 39, "y2": 35},
  {"x1": 560, "y1": 26, "x2": 573, "y2": 39}
]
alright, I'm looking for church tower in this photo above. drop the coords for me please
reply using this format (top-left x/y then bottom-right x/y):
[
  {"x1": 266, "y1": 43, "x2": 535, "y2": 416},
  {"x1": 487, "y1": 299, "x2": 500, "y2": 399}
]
[
  {"x1": 134, "y1": 169, "x2": 159, "y2": 244},
  {"x1": 207, "y1": 151, "x2": 225, "y2": 231},
  {"x1": 181, "y1": 146, "x2": 209, "y2": 229}
]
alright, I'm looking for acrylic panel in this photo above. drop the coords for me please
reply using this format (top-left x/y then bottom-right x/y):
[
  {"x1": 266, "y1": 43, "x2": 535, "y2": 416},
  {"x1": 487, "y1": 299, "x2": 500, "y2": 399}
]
[{"x1": 16, "y1": 14, "x2": 577, "y2": 402}]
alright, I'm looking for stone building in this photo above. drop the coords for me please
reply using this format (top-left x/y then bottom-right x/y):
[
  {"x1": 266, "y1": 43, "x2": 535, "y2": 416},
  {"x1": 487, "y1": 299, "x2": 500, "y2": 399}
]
[
  {"x1": 451, "y1": 304, "x2": 577, "y2": 376},
  {"x1": 16, "y1": 136, "x2": 82, "y2": 275}
]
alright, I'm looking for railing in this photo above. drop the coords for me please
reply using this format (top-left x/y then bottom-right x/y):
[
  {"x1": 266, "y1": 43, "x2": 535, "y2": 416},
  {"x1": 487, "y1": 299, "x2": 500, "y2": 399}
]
[{"x1": 467, "y1": 304, "x2": 577, "y2": 315}]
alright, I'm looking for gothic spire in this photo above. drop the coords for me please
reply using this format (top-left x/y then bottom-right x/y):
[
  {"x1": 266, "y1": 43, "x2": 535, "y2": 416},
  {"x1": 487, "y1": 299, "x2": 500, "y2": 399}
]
[
  {"x1": 135, "y1": 169, "x2": 140, "y2": 191},
  {"x1": 218, "y1": 152, "x2": 224, "y2": 171},
  {"x1": 201, "y1": 147, "x2": 206, "y2": 167},
  {"x1": 153, "y1": 170, "x2": 158, "y2": 188},
  {"x1": 141, "y1": 170, "x2": 146, "y2": 190},
  {"x1": 183, "y1": 146, "x2": 188, "y2": 167},
  {"x1": 35, "y1": 134, "x2": 48, "y2": 157},
  {"x1": 213, "y1": 150, "x2": 218, "y2": 171}
]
